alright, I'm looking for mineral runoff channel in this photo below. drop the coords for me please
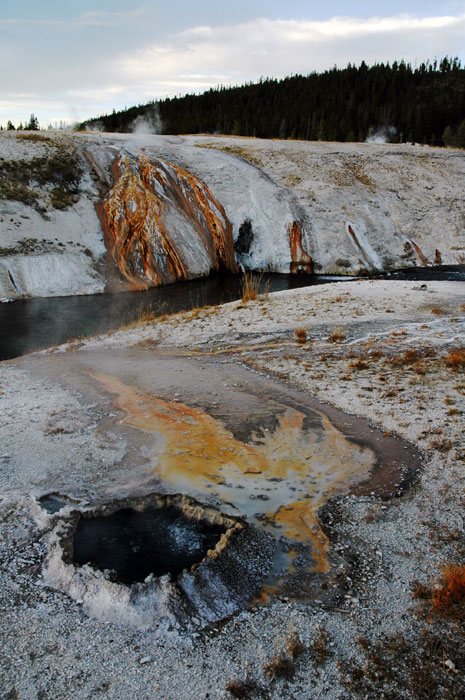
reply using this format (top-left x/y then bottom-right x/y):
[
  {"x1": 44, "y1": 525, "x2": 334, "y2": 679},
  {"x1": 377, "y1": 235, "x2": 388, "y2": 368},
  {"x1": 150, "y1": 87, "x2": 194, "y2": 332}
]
[{"x1": 17, "y1": 345, "x2": 422, "y2": 601}]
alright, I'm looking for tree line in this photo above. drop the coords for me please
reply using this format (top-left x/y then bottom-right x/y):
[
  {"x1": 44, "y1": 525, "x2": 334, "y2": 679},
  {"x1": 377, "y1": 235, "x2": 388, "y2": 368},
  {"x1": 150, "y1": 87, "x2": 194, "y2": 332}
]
[
  {"x1": 78, "y1": 58, "x2": 465, "y2": 147},
  {"x1": 1, "y1": 114, "x2": 40, "y2": 131}
]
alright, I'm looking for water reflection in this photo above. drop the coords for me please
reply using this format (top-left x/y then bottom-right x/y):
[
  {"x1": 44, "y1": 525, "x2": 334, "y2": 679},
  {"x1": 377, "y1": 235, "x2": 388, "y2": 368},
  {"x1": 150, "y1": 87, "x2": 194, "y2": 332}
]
[{"x1": 0, "y1": 273, "x2": 316, "y2": 361}]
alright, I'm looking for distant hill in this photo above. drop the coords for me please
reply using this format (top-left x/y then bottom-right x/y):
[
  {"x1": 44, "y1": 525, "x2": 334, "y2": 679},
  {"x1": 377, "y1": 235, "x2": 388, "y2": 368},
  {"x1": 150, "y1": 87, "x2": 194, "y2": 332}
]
[{"x1": 79, "y1": 58, "x2": 465, "y2": 146}]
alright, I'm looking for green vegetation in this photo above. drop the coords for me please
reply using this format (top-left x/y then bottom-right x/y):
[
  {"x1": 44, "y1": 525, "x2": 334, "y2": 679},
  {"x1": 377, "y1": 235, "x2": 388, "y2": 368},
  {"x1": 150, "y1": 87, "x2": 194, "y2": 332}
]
[
  {"x1": 0, "y1": 140, "x2": 82, "y2": 215},
  {"x1": 79, "y1": 57, "x2": 465, "y2": 146}
]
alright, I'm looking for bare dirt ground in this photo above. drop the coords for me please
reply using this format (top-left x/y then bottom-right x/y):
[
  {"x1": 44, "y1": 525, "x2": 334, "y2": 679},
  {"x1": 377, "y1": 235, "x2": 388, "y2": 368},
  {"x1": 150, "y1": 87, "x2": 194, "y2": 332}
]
[{"x1": 1, "y1": 279, "x2": 464, "y2": 699}]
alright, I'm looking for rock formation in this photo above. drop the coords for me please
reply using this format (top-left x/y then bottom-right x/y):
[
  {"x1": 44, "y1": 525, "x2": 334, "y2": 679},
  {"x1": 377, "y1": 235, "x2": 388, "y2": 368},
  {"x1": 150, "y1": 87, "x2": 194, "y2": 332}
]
[
  {"x1": 0, "y1": 131, "x2": 464, "y2": 301},
  {"x1": 99, "y1": 153, "x2": 238, "y2": 289}
]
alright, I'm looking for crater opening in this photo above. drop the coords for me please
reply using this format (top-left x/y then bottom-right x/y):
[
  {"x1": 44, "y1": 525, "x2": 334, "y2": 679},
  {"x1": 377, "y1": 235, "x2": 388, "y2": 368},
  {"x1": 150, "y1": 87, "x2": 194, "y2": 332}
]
[{"x1": 72, "y1": 504, "x2": 228, "y2": 585}]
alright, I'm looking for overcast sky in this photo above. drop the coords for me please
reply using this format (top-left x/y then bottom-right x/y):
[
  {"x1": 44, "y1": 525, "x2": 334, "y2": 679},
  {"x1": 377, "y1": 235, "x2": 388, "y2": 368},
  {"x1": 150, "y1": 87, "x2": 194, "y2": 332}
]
[{"x1": 1, "y1": 0, "x2": 465, "y2": 128}]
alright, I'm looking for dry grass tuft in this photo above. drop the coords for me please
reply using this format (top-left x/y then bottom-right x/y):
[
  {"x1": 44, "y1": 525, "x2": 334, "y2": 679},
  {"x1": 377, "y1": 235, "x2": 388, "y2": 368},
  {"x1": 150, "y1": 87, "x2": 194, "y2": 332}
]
[
  {"x1": 444, "y1": 348, "x2": 465, "y2": 371},
  {"x1": 432, "y1": 564, "x2": 465, "y2": 617},
  {"x1": 263, "y1": 624, "x2": 305, "y2": 680},
  {"x1": 429, "y1": 437, "x2": 453, "y2": 452},
  {"x1": 328, "y1": 326, "x2": 347, "y2": 343},
  {"x1": 430, "y1": 307, "x2": 446, "y2": 316},
  {"x1": 389, "y1": 349, "x2": 422, "y2": 366},
  {"x1": 226, "y1": 672, "x2": 266, "y2": 698},
  {"x1": 348, "y1": 359, "x2": 369, "y2": 370},
  {"x1": 295, "y1": 328, "x2": 307, "y2": 344},
  {"x1": 15, "y1": 133, "x2": 54, "y2": 143},
  {"x1": 309, "y1": 626, "x2": 330, "y2": 665},
  {"x1": 240, "y1": 271, "x2": 263, "y2": 303}
]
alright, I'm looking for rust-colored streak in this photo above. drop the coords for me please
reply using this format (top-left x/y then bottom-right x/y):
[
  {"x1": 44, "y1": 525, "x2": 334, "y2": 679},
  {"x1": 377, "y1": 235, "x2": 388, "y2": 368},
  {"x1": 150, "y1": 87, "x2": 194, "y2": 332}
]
[
  {"x1": 168, "y1": 161, "x2": 238, "y2": 273},
  {"x1": 288, "y1": 221, "x2": 312, "y2": 274},
  {"x1": 409, "y1": 239, "x2": 428, "y2": 267},
  {"x1": 90, "y1": 372, "x2": 374, "y2": 575},
  {"x1": 347, "y1": 224, "x2": 373, "y2": 269},
  {"x1": 101, "y1": 153, "x2": 237, "y2": 289}
]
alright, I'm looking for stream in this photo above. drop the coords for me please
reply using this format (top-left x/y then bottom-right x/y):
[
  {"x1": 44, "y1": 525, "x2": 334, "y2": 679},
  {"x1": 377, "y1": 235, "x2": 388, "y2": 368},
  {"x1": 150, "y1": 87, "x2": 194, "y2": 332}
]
[{"x1": 0, "y1": 268, "x2": 463, "y2": 361}]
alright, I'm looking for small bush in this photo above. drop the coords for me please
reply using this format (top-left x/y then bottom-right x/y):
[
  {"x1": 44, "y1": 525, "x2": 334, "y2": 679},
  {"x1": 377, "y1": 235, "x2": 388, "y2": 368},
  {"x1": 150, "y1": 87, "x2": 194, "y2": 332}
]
[
  {"x1": 432, "y1": 564, "x2": 465, "y2": 617},
  {"x1": 444, "y1": 348, "x2": 465, "y2": 371}
]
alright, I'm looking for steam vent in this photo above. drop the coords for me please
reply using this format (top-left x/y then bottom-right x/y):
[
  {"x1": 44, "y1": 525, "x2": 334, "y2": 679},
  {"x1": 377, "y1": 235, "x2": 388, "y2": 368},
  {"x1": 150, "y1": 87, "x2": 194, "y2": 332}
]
[
  {"x1": 44, "y1": 494, "x2": 275, "y2": 631},
  {"x1": 100, "y1": 153, "x2": 238, "y2": 289}
]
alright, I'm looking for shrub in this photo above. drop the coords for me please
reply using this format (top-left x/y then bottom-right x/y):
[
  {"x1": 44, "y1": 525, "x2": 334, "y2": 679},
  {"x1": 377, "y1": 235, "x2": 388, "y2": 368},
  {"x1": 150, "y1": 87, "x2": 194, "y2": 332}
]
[
  {"x1": 444, "y1": 348, "x2": 465, "y2": 371},
  {"x1": 432, "y1": 564, "x2": 465, "y2": 616}
]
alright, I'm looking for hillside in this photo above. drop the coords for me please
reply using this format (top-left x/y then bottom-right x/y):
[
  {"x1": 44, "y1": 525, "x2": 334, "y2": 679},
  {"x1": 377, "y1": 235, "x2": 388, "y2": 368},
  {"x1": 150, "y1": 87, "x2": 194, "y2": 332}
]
[
  {"x1": 1, "y1": 130, "x2": 464, "y2": 301},
  {"x1": 79, "y1": 59, "x2": 465, "y2": 146}
]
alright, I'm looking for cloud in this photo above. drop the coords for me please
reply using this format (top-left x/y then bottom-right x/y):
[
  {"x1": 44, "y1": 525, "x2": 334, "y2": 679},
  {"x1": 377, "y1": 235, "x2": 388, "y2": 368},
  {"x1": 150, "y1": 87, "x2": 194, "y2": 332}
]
[
  {"x1": 1, "y1": 10, "x2": 465, "y2": 127},
  {"x1": 116, "y1": 13, "x2": 465, "y2": 95},
  {"x1": 0, "y1": 7, "x2": 147, "y2": 28}
]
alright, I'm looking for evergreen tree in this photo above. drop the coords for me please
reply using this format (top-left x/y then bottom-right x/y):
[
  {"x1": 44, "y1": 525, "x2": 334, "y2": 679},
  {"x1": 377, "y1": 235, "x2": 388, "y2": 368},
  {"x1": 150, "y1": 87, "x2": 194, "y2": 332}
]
[
  {"x1": 25, "y1": 113, "x2": 39, "y2": 130},
  {"x1": 78, "y1": 58, "x2": 465, "y2": 147},
  {"x1": 6, "y1": 120, "x2": 15, "y2": 131}
]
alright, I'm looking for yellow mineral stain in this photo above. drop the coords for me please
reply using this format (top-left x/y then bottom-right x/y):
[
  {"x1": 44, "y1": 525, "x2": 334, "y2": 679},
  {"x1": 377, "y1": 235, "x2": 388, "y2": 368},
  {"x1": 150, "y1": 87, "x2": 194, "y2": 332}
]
[{"x1": 91, "y1": 372, "x2": 375, "y2": 576}]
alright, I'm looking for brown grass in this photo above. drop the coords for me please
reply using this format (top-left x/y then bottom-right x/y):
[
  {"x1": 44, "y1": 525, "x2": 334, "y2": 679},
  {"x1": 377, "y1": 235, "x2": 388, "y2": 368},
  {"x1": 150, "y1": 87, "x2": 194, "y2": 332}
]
[
  {"x1": 348, "y1": 359, "x2": 369, "y2": 370},
  {"x1": 430, "y1": 307, "x2": 446, "y2": 316},
  {"x1": 429, "y1": 437, "x2": 453, "y2": 452},
  {"x1": 432, "y1": 564, "x2": 465, "y2": 617},
  {"x1": 328, "y1": 326, "x2": 347, "y2": 343},
  {"x1": 240, "y1": 271, "x2": 263, "y2": 302},
  {"x1": 226, "y1": 672, "x2": 266, "y2": 698},
  {"x1": 295, "y1": 328, "x2": 307, "y2": 344},
  {"x1": 15, "y1": 133, "x2": 54, "y2": 143},
  {"x1": 389, "y1": 349, "x2": 422, "y2": 366},
  {"x1": 263, "y1": 624, "x2": 305, "y2": 680},
  {"x1": 444, "y1": 348, "x2": 465, "y2": 371},
  {"x1": 309, "y1": 626, "x2": 330, "y2": 665}
]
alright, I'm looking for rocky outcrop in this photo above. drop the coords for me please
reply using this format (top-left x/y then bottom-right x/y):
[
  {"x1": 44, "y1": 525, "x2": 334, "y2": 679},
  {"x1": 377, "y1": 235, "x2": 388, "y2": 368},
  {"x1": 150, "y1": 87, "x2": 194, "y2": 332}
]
[{"x1": 99, "y1": 153, "x2": 238, "y2": 289}]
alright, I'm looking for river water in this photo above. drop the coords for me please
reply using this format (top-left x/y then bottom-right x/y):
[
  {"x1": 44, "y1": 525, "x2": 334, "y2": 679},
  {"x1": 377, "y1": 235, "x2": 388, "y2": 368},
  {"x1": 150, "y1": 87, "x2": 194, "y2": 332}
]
[
  {"x1": 0, "y1": 272, "x2": 318, "y2": 361},
  {"x1": 1, "y1": 268, "x2": 463, "y2": 362}
]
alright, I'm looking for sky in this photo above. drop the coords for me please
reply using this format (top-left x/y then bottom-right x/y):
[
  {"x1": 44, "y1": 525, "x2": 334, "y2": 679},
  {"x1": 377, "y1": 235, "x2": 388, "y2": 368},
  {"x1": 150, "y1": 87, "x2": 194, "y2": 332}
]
[{"x1": 1, "y1": 1, "x2": 465, "y2": 129}]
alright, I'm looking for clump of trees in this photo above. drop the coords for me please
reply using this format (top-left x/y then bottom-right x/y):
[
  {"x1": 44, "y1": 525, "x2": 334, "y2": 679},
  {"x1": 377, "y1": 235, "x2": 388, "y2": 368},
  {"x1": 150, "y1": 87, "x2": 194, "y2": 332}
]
[
  {"x1": 78, "y1": 57, "x2": 465, "y2": 147},
  {"x1": 2, "y1": 114, "x2": 39, "y2": 132}
]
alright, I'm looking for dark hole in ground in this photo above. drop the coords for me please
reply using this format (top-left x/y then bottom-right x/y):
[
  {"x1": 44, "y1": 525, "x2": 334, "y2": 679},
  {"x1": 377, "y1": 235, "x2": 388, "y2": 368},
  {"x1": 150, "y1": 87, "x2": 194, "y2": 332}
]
[{"x1": 72, "y1": 505, "x2": 227, "y2": 584}]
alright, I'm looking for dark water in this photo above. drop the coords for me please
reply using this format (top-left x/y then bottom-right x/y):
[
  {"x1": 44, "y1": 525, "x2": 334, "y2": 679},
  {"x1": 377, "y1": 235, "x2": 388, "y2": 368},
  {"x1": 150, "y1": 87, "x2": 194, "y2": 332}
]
[
  {"x1": 0, "y1": 273, "x2": 318, "y2": 361},
  {"x1": 73, "y1": 505, "x2": 226, "y2": 584},
  {"x1": 0, "y1": 268, "x2": 463, "y2": 362},
  {"x1": 382, "y1": 266, "x2": 465, "y2": 282}
]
